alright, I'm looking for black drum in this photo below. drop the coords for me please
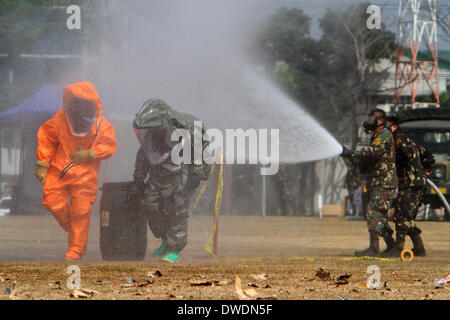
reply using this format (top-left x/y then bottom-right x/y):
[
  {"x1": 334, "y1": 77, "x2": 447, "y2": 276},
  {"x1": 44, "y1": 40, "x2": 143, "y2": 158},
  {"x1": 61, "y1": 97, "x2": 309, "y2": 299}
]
[{"x1": 100, "y1": 181, "x2": 147, "y2": 260}]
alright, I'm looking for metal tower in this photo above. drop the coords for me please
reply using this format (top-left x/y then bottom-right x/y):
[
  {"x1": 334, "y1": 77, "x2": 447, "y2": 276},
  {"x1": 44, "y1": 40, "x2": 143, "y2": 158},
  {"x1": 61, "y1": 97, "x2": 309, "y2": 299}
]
[{"x1": 394, "y1": 0, "x2": 440, "y2": 105}]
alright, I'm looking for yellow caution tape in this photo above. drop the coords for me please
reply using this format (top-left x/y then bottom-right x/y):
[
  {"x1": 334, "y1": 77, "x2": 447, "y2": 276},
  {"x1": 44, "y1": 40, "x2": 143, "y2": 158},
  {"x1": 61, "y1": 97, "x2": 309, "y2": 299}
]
[
  {"x1": 192, "y1": 162, "x2": 216, "y2": 211},
  {"x1": 201, "y1": 150, "x2": 398, "y2": 263},
  {"x1": 205, "y1": 150, "x2": 223, "y2": 256},
  {"x1": 207, "y1": 256, "x2": 398, "y2": 262}
]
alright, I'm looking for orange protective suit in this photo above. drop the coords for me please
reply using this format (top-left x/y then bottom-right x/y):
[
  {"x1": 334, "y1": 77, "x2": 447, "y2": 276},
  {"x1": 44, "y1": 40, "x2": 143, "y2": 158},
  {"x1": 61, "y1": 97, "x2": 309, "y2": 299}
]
[{"x1": 36, "y1": 82, "x2": 116, "y2": 257}]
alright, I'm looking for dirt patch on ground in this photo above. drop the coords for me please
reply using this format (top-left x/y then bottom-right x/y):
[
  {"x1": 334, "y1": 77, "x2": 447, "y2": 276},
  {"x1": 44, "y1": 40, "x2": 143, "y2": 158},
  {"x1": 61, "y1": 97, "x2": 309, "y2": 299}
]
[{"x1": 0, "y1": 216, "x2": 449, "y2": 300}]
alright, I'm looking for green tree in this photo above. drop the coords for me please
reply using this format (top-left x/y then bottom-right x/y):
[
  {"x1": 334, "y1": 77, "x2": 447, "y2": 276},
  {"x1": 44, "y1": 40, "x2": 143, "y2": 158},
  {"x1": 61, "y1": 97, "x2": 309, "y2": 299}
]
[
  {"x1": 259, "y1": 3, "x2": 396, "y2": 149},
  {"x1": 440, "y1": 91, "x2": 450, "y2": 107},
  {"x1": 0, "y1": 0, "x2": 103, "y2": 111},
  {"x1": 0, "y1": 1, "x2": 71, "y2": 110},
  {"x1": 258, "y1": 8, "x2": 329, "y2": 128},
  {"x1": 259, "y1": 8, "x2": 311, "y2": 64},
  {"x1": 318, "y1": 3, "x2": 396, "y2": 149}
]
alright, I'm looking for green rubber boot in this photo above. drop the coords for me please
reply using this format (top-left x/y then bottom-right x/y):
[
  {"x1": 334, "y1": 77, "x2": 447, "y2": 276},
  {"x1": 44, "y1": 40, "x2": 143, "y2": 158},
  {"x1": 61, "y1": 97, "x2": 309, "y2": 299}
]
[
  {"x1": 153, "y1": 238, "x2": 167, "y2": 257},
  {"x1": 161, "y1": 252, "x2": 179, "y2": 263}
]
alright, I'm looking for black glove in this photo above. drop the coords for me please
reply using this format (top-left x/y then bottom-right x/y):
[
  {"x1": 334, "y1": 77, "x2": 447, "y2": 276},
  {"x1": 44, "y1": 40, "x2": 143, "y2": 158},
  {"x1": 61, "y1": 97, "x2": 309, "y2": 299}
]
[{"x1": 340, "y1": 146, "x2": 353, "y2": 158}]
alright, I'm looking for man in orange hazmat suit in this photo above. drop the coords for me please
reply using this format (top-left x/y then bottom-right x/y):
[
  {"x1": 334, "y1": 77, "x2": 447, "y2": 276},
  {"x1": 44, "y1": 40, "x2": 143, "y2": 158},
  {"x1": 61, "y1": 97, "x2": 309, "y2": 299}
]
[{"x1": 35, "y1": 81, "x2": 116, "y2": 261}]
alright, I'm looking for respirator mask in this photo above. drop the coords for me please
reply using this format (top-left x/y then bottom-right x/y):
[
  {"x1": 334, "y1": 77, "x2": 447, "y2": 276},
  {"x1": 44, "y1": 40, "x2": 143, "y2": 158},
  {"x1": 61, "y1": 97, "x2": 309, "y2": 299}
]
[{"x1": 363, "y1": 112, "x2": 380, "y2": 134}]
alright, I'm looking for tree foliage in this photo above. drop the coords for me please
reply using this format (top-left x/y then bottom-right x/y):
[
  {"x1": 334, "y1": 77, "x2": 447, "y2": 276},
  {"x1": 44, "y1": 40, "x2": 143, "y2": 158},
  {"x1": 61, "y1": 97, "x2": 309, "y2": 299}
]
[
  {"x1": 259, "y1": 3, "x2": 396, "y2": 148},
  {"x1": 0, "y1": 0, "x2": 102, "y2": 111}
]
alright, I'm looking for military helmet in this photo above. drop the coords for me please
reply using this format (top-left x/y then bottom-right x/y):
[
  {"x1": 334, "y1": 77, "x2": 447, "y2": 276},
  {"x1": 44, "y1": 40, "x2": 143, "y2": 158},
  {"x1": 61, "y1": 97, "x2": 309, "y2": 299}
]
[{"x1": 385, "y1": 113, "x2": 400, "y2": 125}]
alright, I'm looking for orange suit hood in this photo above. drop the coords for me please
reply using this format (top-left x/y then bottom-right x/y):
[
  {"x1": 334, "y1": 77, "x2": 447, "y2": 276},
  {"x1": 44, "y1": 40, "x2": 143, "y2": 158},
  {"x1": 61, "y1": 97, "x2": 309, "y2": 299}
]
[
  {"x1": 63, "y1": 81, "x2": 103, "y2": 114},
  {"x1": 36, "y1": 81, "x2": 116, "y2": 175}
]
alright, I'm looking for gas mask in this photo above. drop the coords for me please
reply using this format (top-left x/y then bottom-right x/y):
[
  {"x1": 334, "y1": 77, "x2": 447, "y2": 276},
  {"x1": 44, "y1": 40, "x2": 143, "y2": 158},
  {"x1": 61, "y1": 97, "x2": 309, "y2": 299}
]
[
  {"x1": 135, "y1": 126, "x2": 175, "y2": 165},
  {"x1": 363, "y1": 112, "x2": 380, "y2": 134},
  {"x1": 64, "y1": 97, "x2": 97, "y2": 137}
]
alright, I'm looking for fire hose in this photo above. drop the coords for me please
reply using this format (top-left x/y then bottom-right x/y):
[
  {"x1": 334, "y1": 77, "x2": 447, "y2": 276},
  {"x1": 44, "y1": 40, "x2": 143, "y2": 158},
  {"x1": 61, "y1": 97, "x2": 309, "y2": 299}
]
[{"x1": 427, "y1": 178, "x2": 450, "y2": 214}]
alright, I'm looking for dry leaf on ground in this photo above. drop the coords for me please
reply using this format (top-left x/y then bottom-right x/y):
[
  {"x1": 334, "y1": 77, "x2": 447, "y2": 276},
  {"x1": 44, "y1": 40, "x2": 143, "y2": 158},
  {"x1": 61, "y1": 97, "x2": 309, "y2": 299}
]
[
  {"x1": 137, "y1": 280, "x2": 153, "y2": 287},
  {"x1": 315, "y1": 268, "x2": 331, "y2": 280},
  {"x1": 234, "y1": 276, "x2": 276, "y2": 300},
  {"x1": 71, "y1": 287, "x2": 99, "y2": 298},
  {"x1": 234, "y1": 276, "x2": 250, "y2": 300},
  {"x1": 147, "y1": 270, "x2": 162, "y2": 278},
  {"x1": 335, "y1": 274, "x2": 351, "y2": 285},
  {"x1": 189, "y1": 279, "x2": 219, "y2": 286},
  {"x1": 244, "y1": 288, "x2": 258, "y2": 297},
  {"x1": 71, "y1": 289, "x2": 89, "y2": 298}
]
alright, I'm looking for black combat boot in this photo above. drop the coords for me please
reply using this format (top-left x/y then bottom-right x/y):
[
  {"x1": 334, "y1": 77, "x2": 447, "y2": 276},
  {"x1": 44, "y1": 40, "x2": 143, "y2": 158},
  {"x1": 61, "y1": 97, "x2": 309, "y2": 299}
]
[
  {"x1": 378, "y1": 227, "x2": 396, "y2": 257},
  {"x1": 355, "y1": 232, "x2": 379, "y2": 257},
  {"x1": 409, "y1": 226, "x2": 426, "y2": 256},
  {"x1": 382, "y1": 232, "x2": 405, "y2": 257}
]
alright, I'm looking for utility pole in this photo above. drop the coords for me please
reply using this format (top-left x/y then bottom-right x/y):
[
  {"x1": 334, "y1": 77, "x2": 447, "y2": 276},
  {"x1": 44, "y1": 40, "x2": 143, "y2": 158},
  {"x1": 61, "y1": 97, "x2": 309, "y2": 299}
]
[{"x1": 394, "y1": 0, "x2": 440, "y2": 106}]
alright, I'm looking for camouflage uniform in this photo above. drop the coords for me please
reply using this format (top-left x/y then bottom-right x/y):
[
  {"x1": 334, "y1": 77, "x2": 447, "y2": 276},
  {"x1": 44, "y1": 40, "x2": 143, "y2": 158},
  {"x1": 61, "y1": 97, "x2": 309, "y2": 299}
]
[
  {"x1": 357, "y1": 126, "x2": 397, "y2": 234},
  {"x1": 417, "y1": 145, "x2": 435, "y2": 174},
  {"x1": 392, "y1": 133, "x2": 435, "y2": 256},
  {"x1": 391, "y1": 129, "x2": 427, "y2": 232},
  {"x1": 376, "y1": 128, "x2": 425, "y2": 256},
  {"x1": 133, "y1": 99, "x2": 211, "y2": 254},
  {"x1": 351, "y1": 125, "x2": 397, "y2": 257}
]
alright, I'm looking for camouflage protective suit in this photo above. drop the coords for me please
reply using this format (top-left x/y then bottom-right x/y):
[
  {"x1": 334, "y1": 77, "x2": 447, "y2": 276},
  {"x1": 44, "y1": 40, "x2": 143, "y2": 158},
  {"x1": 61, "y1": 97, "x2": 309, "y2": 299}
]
[
  {"x1": 133, "y1": 99, "x2": 211, "y2": 253},
  {"x1": 389, "y1": 130, "x2": 435, "y2": 256},
  {"x1": 356, "y1": 126, "x2": 397, "y2": 236},
  {"x1": 417, "y1": 145, "x2": 435, "y2": 174},
  {"x1": 391, "y1": 129, "x2": 427, "y2": 234}
]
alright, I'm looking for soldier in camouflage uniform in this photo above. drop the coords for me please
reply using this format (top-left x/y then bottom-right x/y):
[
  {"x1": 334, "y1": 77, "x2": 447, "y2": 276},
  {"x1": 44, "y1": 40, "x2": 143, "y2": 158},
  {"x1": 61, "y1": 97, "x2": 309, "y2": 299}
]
[
  {"x1": 342, "y1": 109, "x2": 397, "y2": 257},
  {"x1": 384, "y1": 115, "x2": 434, "y2": 257},
  {"x1": 417, "y1": 145, "x2": 435, "y2": 177},
  {"x1": 133, "y1": 99, "x2": 211, "y2": 263}
]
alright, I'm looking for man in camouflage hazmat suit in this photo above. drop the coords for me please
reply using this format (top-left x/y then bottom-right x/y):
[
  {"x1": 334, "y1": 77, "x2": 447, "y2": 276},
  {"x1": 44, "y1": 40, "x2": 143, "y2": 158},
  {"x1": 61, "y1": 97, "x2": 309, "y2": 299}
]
[{"x1": 132, "y1": 99, "x2": 211, "y2": 263}]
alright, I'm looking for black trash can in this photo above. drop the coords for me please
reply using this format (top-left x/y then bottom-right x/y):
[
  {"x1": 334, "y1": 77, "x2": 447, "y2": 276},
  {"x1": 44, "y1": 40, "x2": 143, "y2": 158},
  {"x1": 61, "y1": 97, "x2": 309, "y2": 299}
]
[{"x1": 100, "y1": 181, "x2": 147, "y2": 260}]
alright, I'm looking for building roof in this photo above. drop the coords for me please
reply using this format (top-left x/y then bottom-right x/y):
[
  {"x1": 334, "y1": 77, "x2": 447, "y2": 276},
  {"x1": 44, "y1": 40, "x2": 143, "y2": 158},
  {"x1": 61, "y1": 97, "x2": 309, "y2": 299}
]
[{"x1": 404, "y1": 50, "x2": 450, "y2": 71}]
